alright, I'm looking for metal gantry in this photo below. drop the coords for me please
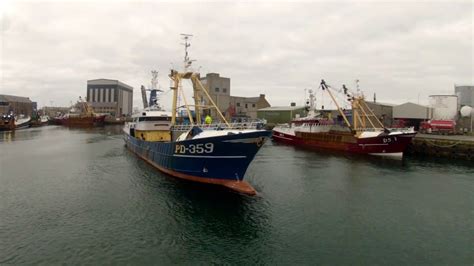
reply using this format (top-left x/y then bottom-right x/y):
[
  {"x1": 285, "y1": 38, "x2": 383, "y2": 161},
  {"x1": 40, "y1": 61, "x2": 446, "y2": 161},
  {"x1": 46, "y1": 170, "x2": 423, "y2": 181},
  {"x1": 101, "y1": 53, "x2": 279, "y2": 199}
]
[{"x1": 169, "y1": 35, "x2": 230, "y2": 127}]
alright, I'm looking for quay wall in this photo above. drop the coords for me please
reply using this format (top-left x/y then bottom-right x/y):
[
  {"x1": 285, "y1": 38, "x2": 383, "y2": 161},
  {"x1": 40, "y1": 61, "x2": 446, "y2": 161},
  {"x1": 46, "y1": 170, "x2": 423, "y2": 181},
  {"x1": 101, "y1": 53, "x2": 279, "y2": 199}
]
[{"x1": 406, "y1": 134, "x2": 474, "y2": 161}]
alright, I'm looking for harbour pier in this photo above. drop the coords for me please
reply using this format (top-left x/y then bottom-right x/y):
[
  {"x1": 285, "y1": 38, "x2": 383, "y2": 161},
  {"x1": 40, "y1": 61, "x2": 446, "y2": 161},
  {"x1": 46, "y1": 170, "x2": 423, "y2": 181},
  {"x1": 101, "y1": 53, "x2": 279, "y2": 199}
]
[{"x1": 407, "y1": 134, "x2": 474, "y2": 160}]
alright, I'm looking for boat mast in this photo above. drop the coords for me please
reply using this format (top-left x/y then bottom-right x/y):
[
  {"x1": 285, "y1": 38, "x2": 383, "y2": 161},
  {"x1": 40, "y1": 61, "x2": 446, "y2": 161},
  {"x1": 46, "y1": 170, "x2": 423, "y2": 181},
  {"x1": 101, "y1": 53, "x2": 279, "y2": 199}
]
[
  {"x1": 181, "y1": 34, "x2": 203, "y2": 123},
  {"x1": 170, "y1": 70, "x2": 179, "y2": 125},
  {"x1": 351, "y1": 80, "x2": 385, "y2": 129},
  {"x1": 320, "y1": 80, "x2": 352, "y2": 130},
  {"x1": 169, "y1": 34, "x2": 230, "y2": 127},
  {"x1": 180, "y1": 34, "x2": 195, "y2": 125}
]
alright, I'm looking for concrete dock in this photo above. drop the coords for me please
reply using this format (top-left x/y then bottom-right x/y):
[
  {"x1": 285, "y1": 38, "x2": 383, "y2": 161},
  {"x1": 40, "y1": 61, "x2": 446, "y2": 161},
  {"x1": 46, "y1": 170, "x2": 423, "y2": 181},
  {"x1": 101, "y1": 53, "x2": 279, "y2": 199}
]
[{"x1": 407, "y1": 133, "x2": 474, "y2": 160}]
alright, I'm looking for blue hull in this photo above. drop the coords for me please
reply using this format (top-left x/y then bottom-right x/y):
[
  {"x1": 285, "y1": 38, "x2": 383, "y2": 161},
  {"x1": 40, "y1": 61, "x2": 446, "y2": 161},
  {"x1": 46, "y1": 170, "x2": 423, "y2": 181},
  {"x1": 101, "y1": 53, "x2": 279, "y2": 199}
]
[{"x1": 124, "y1": 130, "x2": 271, "y2": 194}]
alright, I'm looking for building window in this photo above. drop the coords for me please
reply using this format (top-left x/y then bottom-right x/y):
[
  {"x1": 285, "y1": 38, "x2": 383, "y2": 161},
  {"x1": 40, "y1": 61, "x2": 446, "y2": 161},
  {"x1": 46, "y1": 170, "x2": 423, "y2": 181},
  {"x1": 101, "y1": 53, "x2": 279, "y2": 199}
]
[
  {"x1": 215, "y1": 87, "x2": 219, "y2": 92},
  {"x1": 252, "y1": 104, "x2": 255, "y2": 108},
  {"x1": 223, "y1": 88, "x2": 227, "y2": 93},
  {"x1": 111, "y1": 89, "x2": 115, "y2": 103},
  {"x1": 245, "y1": 103, "x2": 248, "y2": 108},
  {"x1": 236, "y1": 102, "x2": 240, "y2": 107}
]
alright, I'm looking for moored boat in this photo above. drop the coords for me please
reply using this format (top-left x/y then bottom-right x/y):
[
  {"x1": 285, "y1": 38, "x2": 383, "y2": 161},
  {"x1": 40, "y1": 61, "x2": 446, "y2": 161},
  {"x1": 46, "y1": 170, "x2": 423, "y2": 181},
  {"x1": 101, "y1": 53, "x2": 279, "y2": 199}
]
[
  {"x1": 104, "y1": 116, "x2": 127, "y2": 125},
  {"x1": 0, "y1": 114, "x2": 15, "y2": 131},
  {"x1": 61, "y1": 114, "x2": 106, "y2": 127},
  {"x1": 60, "y1": 98, "x2": 106, "y2": 127},
  {"x1": 30, "y1": 111, "x2": 49, "y2": 127},
  {"x1": 15, "y1": 115, "x2": 31, "y2": 129},
  {"x1": 273, "y1": 80, "x2": 416, "y2": 158}
]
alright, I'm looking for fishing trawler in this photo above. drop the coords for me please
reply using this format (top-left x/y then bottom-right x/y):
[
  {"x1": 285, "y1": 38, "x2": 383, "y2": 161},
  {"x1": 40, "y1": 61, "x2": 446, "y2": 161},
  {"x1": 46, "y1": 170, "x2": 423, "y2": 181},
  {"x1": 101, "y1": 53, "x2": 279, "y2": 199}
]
[
  {"x1": 59, "y1": 98, "x2": 105, "y2": 127},
  {"x1": 273, "y1": 80, "x2": 416, "y2": 157},
  {"x1": 123, "y1": 37, "x2": 270, "y2": 195}
]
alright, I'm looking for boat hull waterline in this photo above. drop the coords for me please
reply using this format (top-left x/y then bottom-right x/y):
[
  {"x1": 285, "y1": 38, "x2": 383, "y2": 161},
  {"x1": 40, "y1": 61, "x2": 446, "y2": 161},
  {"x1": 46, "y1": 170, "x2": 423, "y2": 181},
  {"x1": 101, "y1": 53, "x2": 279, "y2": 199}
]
[
  {"x1": 60, "y1": 115, "x2": 106, "y2": 127},
  {"x1": 124, "y1": 130, "x2": 271, "y2": 195},
  {"x1": 272, "y1": 129, "x2": 415, "y2": 157}
]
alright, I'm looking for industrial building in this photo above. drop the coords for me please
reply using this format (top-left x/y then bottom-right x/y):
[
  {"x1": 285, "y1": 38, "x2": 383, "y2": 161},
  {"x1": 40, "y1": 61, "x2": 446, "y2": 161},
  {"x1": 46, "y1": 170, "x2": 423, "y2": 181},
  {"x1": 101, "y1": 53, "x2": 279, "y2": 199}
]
[
  {"x1": 86, "y1": 79, "x2": 133, "y2": 117},
  {"x1": 228, "y1": 95, "x2": 271, "y2": 121},
  {"x1": 365, "y1": 101, "x2": 395, "y2": 127},
  {"x1": 257, "y1": 106, "x2": 307, "y2": 125},
  {"x1": 0, "y1": 94, "x2": 35, "y2": 116},
  {"x1": 393, "y1": 102, "x2": 432, "y2": 130},
  {"x1": 198, "y1": 73, "x2": 271, "y2": 121},
  {"x1": 455, "y1": 85, "x2": 473, "y2": 107}
]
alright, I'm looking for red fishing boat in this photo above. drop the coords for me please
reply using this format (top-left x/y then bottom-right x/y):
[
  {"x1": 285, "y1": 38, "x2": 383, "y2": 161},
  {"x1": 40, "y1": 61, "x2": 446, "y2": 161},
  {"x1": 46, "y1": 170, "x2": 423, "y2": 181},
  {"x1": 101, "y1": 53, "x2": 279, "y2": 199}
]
[
  {"x1": 60, "y1": 98, "x2": 106, "y2": 127},
  {"x1": 272, "y1": 80, "x2": 416, "y2": 158}
]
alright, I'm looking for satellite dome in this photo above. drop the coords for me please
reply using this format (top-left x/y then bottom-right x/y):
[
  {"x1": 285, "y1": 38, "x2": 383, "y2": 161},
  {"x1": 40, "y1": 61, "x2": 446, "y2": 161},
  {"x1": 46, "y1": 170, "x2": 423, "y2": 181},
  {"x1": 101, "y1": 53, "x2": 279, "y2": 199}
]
[{"x1": 460, "y1": 105, "x2": 472, "y2": 117}]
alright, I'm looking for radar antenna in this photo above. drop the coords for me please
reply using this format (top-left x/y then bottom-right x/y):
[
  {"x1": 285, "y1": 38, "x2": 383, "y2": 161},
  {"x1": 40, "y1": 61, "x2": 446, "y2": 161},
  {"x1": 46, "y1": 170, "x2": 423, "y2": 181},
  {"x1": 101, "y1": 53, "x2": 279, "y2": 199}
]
[
  {"x1": 151, "y1": 70, "x2": 159, "y2": 90},
  {"x1": 180, "y1": 33, "x2": 196, "y2": 71}
]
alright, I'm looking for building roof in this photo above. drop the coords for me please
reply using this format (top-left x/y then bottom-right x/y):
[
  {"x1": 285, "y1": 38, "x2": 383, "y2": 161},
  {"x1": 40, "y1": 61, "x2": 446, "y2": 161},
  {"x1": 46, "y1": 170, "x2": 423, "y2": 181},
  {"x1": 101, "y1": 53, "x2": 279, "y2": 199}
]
[
  {"x1": 87, "y1": 79, "x2": 133, "y2": 91},
  {"x1": 429, "y1": 94, "x2": 457, "y2": 97},
  {"x1": 366, "y1": 101, "x2": 396, "y2": 107},
  {"x1": 231, "y1": 96, "x2": 261, "y2": 103},
  {"x1": 258, "y1": 106, "x2": 305, "y2": 111},
  {"x1": 0, "y1": 94, "x2": 32, "y2": 103},
  {"x1": 394, "y1": 102, "x2": 430, "y2": 108}
]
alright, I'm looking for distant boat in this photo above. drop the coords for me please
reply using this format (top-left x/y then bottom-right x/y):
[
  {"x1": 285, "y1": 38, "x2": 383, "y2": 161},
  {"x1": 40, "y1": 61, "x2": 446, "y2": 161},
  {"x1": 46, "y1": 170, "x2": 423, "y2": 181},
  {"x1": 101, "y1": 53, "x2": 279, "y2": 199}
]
[
  {"x1": 15, "y1": 115, "x2": 31, "y2": 129},
  {"x1": 0, "y1": 114, "x2": 15, "y2": 131},
  {"x1": 30, "y1": 111, "x2": 49, "y2": 127},
  {"x1": 104, "y1": 116, "x2": 127, "y2": 125},
  {"x1": 60, "y1": 114, "x2": 106, "y2": 127},
  {"x1": 60, "y1": 98, "x2": 105, "y2": 127},
  {"x1": 272, "y1": 80, "x2": 416, "y2": 158}
]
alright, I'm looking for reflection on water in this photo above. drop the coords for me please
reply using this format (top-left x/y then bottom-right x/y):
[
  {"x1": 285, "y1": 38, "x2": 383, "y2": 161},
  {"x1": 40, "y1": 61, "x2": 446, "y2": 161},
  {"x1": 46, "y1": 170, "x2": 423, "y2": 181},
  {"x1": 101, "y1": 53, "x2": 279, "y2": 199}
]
[
  {"x1": 1, "y1": 130, "x2": 15, "y2": 142},
  {"x1": 1, "y1": 126, "x2": 472, "y2": 264}
]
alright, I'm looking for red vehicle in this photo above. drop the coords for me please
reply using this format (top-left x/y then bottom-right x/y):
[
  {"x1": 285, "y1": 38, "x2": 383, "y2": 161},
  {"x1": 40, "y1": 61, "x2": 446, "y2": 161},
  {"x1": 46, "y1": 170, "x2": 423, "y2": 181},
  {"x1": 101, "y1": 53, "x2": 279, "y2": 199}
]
[{"x1": 419, "y1": 120, "x2": 456, "y2": 134}]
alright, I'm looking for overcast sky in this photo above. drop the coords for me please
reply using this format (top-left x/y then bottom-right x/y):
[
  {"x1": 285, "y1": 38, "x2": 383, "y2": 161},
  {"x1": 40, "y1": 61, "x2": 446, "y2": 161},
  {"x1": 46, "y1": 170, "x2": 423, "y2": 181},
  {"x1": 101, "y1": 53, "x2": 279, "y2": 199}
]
[{"x1": 1, "y1": 0, "x2": 472, "y2": 109}]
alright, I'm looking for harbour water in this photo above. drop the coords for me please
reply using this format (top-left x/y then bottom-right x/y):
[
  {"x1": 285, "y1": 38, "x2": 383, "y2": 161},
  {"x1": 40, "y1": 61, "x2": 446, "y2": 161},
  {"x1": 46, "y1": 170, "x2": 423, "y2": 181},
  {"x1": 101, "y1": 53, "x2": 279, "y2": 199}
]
[{"x1": 1, "y1": 126, "x2": 473, "y2": 264}]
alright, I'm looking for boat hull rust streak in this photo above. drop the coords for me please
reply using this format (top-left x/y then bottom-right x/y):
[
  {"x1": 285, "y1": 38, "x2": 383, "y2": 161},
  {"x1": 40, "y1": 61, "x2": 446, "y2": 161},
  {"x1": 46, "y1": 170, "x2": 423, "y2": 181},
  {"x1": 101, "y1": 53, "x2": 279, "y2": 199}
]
[{"x1": 124, "y1": 130, "x2": 271, "y2": 195}]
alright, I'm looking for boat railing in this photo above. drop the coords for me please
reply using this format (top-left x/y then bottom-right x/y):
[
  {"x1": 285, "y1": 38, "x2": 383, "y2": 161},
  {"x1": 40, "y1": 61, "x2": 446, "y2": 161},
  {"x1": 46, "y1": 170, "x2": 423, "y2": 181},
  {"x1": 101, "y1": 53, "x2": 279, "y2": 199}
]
[
  {"x1": 354, "y1": 127, "x2": 415, "y2": 133},
  {"x1": 172, "y1": 122, "x2": 264, "y2": 131},
  {"x1": 387, "y1": 127, "x2": 416, "y2": 133},
  {"x1": 355, "y1": 127, "x2": 385, "y2": 132}
]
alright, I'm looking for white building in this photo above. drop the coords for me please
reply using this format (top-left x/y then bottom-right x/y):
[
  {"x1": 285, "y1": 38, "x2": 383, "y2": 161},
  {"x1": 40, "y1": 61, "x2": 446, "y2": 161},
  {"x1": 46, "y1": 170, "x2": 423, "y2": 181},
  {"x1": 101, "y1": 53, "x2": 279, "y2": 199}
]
[{"x1": 429, "y1": 95, "x2": 458, "y2": 120}]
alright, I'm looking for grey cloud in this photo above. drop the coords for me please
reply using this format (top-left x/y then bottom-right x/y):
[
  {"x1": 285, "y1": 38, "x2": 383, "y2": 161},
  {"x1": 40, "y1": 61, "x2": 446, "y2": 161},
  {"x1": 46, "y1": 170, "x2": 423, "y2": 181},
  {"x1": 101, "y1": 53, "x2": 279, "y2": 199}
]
[{"x1": 1, "y1": 1, "x2": 472, "y2": 110}]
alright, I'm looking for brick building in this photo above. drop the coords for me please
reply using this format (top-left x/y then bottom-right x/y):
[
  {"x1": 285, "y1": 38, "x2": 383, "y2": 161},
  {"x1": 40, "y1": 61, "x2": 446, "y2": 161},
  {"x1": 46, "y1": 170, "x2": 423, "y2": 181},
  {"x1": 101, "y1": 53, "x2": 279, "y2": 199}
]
[{"x1": 0, "y1": 94, "x2": 34, "y2": 116}]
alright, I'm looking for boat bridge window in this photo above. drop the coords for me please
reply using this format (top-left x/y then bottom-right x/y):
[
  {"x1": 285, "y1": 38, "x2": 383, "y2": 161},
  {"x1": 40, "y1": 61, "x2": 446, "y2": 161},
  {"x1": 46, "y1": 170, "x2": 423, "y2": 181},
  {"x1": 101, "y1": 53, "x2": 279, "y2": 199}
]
[{"x1": 138, "y1": 117, "x2": 171, "y2": 122}]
